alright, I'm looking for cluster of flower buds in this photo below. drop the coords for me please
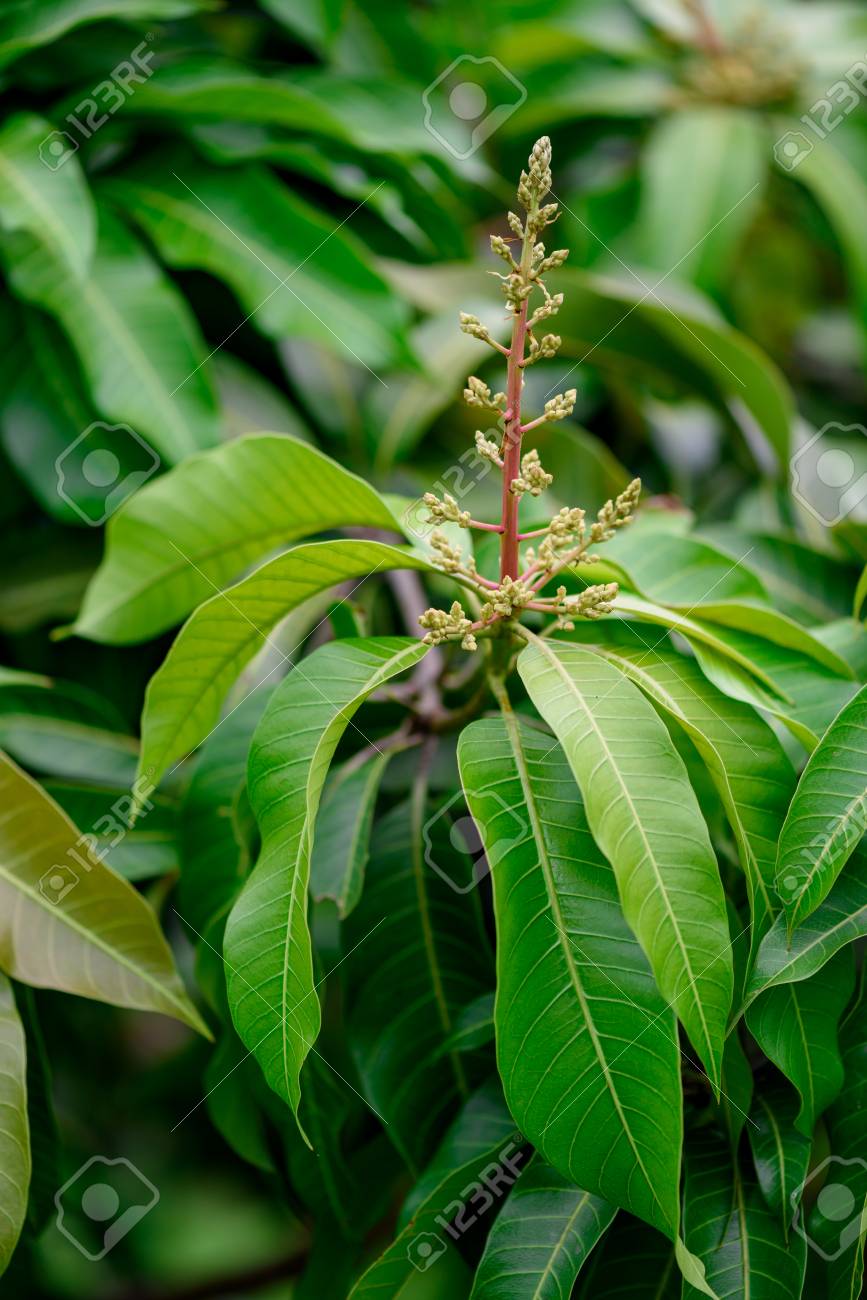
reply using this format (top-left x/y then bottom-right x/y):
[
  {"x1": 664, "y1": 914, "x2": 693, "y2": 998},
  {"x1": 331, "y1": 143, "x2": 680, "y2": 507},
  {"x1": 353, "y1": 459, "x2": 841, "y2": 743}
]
[
  {"x1": 419, "y1": 601, "x2": 477, "y2": 651},
  {"x1": 481, "y1": 576, "x2": 534, "y2": 620},
  {"x1": 543, "y1": 390, "x2": 577, "y2": 422},
  {"x1": 429, "y1": 528, "x2": 470, "y2": 573},
  {"x1": 474, "y1": 430, "x2": 503, "y2": 465},
  {"x1": 524, "y1": 332, "x2": 561, "y2": 366},
  {"x1": 459, "y1": 312, "x2": 494, "y2": 344},
  {"x1": 422, "y1": 492, "x2": 471, "y2": 528},
  {"x1": 510, "y1": 449, "x2": 553, "y2": 498},
  {"x1": 416, "y1": 137, "x2": 642, "y2": 654},
  {"x1": 588, "y1": 479, "x2": 642, "y2": 544},
  {"x1": 464, "y1": 376, "x2": 506, "y2": 412},
  {"x1": 550, "y1": 582, "x2": 620, "y2": 630}
]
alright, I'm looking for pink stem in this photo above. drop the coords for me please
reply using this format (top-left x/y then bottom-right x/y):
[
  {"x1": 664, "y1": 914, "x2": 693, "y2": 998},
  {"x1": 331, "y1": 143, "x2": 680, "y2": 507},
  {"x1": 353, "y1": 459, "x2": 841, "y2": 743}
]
[
  {"x1": 500, "y1": 303, "x2": 528, "y2": 580},
  {"x1": 468, "y1": 519, "x2": 504, "y2": 533}
]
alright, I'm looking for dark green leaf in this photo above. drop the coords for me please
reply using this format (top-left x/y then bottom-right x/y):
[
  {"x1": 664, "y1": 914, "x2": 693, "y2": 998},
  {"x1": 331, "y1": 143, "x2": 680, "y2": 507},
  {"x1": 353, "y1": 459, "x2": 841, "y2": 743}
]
[{"x1": 471, "y1": 1154, "x2": 614, "y2": 1299}]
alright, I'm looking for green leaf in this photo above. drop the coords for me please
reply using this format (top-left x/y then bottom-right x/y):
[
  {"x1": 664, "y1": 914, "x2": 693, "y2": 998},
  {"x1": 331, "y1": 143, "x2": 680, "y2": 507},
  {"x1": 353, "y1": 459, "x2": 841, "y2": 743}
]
[
  {"x1": 310, "y1": 749, "x2": 391, "y2": 918},
  {"x1": 0, "y1": 973, "x2": 28, "y2": 1276},
  {"x1": 441, "y1": 992, "x2": 495, "y2": 1056},
  {"x1": 638, "y1": 108, "x2": 764, "y2": 292},
  {"x1": 177, "y1": 687, "x2": 270, "y2": 938},
  {"x1": 748, "y1": 1085, "x2": 812, "y2": 1239},
  {"x1": 125, "y1": 59, "x2": 432, "y2": 154},
  {"x1": 824, "y1": 978, "x2": 867, "y2": 1295},
  {"x1": 224, "y1": 638, "x2": 427, "y2": 1125},
  {"x1": 746, "y1": 948, "x2": 855, "y2": 1136},
  {"x1": 137, "y1": 539, "x2": 433, "y2": 793},
  {"x1": 0, "y1": 750, "x2": 206, "y2": 1034},
  {"x1": 691, "y1": 633, "x2": 858, "y2": 752},
  {"x1": 458, "y1": 715, "x2": 683, "y2": 1237},
  {"x1": 44, "y1": 782, "x2": 176, "y2": 881},
  {"x1": 556, "y1": 268, "x2": 793, "y2": 467},
  {"x1": 0, "y1": 1, "x2": 211, "y2": 65},
  {"x1": 349, "y1": 1082, "x2": 519, "y2": 1299},
  {"x1": 775, "y1": 686, "x2": 867, "y2": 931},
  {"x1": 105, "y1": 158, "x2": 412, "y2": 371},
  {"x1": 745, "y1": 846, "x2": 867, "y2": 1005},
  {"x1": 470, "y1": 1154, "x2": 615, "y2": 1300},
  {"x1": 855, "y1": 564, "x2": 867, "y2": 621},
  {"x1": 701, "y1": 526, "x2": 858, "y2": 625},
  {"x1": 517, "y1": 637, "x2": 733, "y2": 1089},
  {"x1": 574, "y1": 1216, "x2": 677, "y2": 1298},
  {"x1": 671, "y1": 600, "x2": 853, "y2": 678},
  {"x1": 342, "y1": 789, "x2": 493, "y2": 1170},
  {"x1": 0, "y1": 112, "x2": 94, "y2": 279},
  {"x1": 613, "y1": 594, "x2": 785, "y2": 696},
  {"x1": 602, "y1": 520, "x2": 768, "y2": 606},
  {"x1": 6, "y1": 206, "x2": 220, "y2": 463},
  {"x1": 682, "y1": 1131, "x2": 806, "y2": 1299},
  {"x1": 593, "y1": 634, "x2": 794, "y2": 963},
  {"x1": 781, "y1": 133, "x2": 867, "y2": 364},
  {"x1": 72, "y1": 434, "x2": 402, "y2": 643}
]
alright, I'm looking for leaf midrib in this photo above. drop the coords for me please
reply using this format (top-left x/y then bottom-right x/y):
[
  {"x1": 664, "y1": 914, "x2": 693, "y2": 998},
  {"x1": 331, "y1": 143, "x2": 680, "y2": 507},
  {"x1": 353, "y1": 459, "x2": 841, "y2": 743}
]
[
  {"x1": 500, "y1": 704, "x2": 670, "y2": 1232},
  {"x1": 526, "y1": 637, "x2": 715, "y2": 1075}
]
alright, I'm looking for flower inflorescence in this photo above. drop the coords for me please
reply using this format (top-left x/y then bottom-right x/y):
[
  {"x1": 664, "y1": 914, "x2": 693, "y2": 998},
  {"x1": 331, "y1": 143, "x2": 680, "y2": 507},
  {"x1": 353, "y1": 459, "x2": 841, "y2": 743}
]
[{"x1": 419, "y1": 136, "x2": 641, "y2": 650}]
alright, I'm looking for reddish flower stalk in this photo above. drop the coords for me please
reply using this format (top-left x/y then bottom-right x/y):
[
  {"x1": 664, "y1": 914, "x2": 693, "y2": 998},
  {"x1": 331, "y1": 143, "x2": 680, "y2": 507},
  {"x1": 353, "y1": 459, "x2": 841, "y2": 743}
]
[{"x1": 500, "y1": 301, "x2": 529, "y2": 581}]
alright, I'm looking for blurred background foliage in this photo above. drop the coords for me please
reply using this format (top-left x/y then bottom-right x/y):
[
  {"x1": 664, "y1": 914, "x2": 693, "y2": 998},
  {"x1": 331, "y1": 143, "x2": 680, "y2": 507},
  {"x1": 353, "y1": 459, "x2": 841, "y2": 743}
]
[{"x1": 3, "y1": 0, "x2": 867, "y2": 1294}]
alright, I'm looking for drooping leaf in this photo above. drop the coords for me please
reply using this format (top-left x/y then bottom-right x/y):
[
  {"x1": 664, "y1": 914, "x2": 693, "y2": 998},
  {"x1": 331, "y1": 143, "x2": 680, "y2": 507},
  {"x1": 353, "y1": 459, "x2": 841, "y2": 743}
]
[
  {"x1": 682, "y1": 1130, "x2": 806, "y2": 1299},
  {"x1": 748, "y1": 1084, "x2": 812, "y2": 1238},
  {"x1": 746, "y1": 948, "x2": 855, "y2": 1136},
  {"x1": 471, "y1": 1154, "x2": 615, "y2": 1300},
  {"x1": 105, "y1": 158, "x2": 412, "y2": 370},
  {"x1": 0, "y1": 750, "x2": 206, "y2": 1034},
  {"x1": 458, "y1": 715, "x2": 683, "y2": 1238},
  {"x1": 517, "y1": 637, "x2": 733, "y2": 1089},
  {"x1": 177, "y1": 687, "x2": 271, "y2": 939},
  {"x1": 71, "y1": 433, "x2": 401, "y2": 643},
  {"x1": 0, "y1": 111, "x2": 94, "y2": 279},
  {"x1": 638, "y1": 107, "x2": 764, "y2": 292},
  {"x1": 349, "y1": 1082, "x2": 519, "y2": 1299},
  {"x1": 745, "y1": 845, "x2": 867, "y2": 1004},
  {"x1": 0, "y1": 972, "x2": 29, "y2": 1277},
  {"x1": 691, "y1": 633, "x2": 858, "y2": 753},
  {"x1": 5, "y1": 206, "x2": 220, "y2": 463},
  {"x1": 310, "y1": 748, "x2": 391, "y2": 918},
  {"x1": 137, "y1": 539, "x2": 434, "y2": 793},
  {"x1": 224, "y1": 638, "x2": 428, "y2": 1126},
  {"x1": 342, "y1": 788, "x2": 493, "y2": 1170},
  {"x1": 593, "y1": 634, "x2": 794, "y2": 962},
  {"x1": 775, "y1": 686, "x2": 867, "y2": 931}
]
